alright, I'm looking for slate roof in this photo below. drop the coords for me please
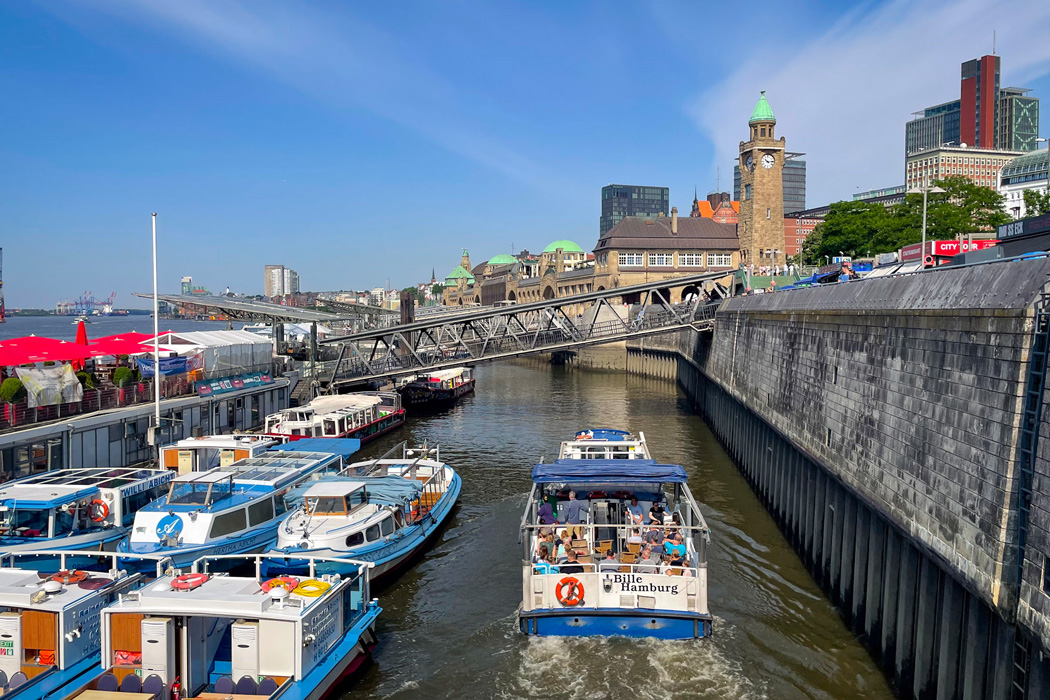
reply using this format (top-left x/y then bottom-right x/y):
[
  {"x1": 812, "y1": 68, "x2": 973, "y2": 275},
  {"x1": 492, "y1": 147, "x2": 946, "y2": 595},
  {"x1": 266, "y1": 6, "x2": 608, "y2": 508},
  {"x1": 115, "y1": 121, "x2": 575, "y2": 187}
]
[{"x1": 595, "y1": 216, "x2": 738, "y2": 252}]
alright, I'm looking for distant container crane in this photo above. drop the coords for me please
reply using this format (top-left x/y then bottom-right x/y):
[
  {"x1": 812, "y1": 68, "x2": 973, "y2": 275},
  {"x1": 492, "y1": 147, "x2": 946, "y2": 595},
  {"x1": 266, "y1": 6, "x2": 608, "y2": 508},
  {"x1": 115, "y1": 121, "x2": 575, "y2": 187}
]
[{"x1": 72, "y1": 291, "x2": 117, "y2": 316}]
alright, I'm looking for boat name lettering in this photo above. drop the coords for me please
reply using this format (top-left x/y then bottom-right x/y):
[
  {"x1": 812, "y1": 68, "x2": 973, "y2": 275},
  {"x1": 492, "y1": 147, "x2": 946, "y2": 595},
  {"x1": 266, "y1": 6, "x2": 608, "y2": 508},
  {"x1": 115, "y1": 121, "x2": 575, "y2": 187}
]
[
  {"x1": 124, "y1": 474, "x2": 174, "y2": 497},
  {"x1": 611, "y1": 574, "x2": 679, "y2": 595}
]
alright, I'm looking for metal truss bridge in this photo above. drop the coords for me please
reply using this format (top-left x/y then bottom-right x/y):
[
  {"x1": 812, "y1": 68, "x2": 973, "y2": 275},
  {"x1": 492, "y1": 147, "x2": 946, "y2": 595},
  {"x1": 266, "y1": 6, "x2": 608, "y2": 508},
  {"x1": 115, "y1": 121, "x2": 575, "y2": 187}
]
[{"x1": 309, "y1": 271, "x2": 726, "y2": 391}]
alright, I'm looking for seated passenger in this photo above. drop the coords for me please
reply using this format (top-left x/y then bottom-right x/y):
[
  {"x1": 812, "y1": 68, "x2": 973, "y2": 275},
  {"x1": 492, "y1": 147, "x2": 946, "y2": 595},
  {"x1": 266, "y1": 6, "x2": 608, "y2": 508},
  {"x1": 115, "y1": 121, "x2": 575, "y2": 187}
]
[
  {"x1": 533, "y1": 551, "x2": 560, "y2": 575},
  {"x1": 537, "y1": 502, "x2": 556, "y2": 524},
  {"x1": 645, "y1": 526, "x2": 664, "y2": 548},
  {"x1": 624, "y1": 496, "x2": 643, "y2": 526},
  {"x1": 627, "y1": 528, "x2": 643, "y2": 545},
  {"x1": 559, "y1": 549, "x2": 585, "y2": 575},
  {"x1": 648, "y1": 502, "x2": 666, "y2": 525},
  {"x1": 598, "y1": 549, "x2": 619, "y2": 572},
  {"x1": 664, "y1": 532, "x2": 687, "y2": 558},
  {"x1": 635, "y1": 545, "x2": 659, "y2": 574}
]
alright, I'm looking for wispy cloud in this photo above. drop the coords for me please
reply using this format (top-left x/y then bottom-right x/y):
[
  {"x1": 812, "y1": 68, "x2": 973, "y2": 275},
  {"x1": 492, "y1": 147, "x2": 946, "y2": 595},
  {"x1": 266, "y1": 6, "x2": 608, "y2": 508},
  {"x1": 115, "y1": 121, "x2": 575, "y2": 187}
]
[
  {"x1": 76, "y1": 0, "x2": 549, "y2": 185},
  {"x1": 689, "y1": 0, "x2": 1050, "y2": 205}
]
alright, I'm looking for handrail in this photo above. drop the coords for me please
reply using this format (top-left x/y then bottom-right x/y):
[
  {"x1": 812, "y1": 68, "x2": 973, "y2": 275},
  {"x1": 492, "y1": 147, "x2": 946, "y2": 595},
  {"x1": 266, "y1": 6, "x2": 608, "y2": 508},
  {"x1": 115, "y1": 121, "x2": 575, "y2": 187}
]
[
  {"x1": 527, "y1": 561, "x2": 702, "y2": 577},
  {"x1": 190, "y1": 552, "x2": 374, "y2": 579},
  {"x1": 0, "y1": 549, "x2": 175, "y2": 579}
]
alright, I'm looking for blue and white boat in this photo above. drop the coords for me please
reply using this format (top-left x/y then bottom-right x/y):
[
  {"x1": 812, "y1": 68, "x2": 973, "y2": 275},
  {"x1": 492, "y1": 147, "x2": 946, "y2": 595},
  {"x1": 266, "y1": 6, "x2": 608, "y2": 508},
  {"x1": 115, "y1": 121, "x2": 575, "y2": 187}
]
[
  {"x1": 118, "y1": 450, "x2": 342, "y2": 570},
  {"x1": 518, "y1": 456, "x2": 712, "y2": 639},
  {"x1": 0, "y1": 469, "x2": 174, "y2": 561},
  {"x1": 263, "y1": 442, "x2": 460, "y2": 582},
  {"x1": 559, "y1": 428, "x2": 653, "y2": 460},
  {"x1": 0, "y1": 550, "x2": 168, "y2": 700},
  {"x1": 60, "y1": 554, "x2": 379, "y2": 700}
]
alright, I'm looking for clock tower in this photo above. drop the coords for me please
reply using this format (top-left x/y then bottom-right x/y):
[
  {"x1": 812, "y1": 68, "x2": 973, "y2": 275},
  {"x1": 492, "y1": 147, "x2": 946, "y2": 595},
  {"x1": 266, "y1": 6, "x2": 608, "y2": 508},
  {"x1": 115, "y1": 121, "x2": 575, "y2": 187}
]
[{"x1": 737, "y1": 91, "x2": 786, "y2": 267}]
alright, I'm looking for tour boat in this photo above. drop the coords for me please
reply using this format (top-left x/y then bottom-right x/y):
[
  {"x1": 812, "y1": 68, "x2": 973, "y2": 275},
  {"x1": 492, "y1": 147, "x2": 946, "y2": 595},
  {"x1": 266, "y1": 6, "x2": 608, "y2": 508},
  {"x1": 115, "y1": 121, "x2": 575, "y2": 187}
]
[
  {"x1": 159, "y1": 434, "x2": 284, "y2": 474},
  {"x1": 0, "y1": 468, "x2": 174, "y2": 561},
  {"x1": 0, "y1": 550, "x2": 167, "y2": 700},
  {"x1": 397, "y1": 366, "x2": 475, "y2": 411},
  {"x1": 60, "y1": 554, "x2": 380, "y2": 700},
  {"x1": 518, "y1": 458, "x2": 712, "y2": 639},
  {"x1": 117, "y1": 450, "x2": 341, "y2": 570},
  {"x1": 264, "y1": 392, "x2": 404, "y2": 445},
  {"x1": 559, "y1": 429, "x2": 653, "y2": 460},
  {"x1": 263, "y1": 442, "x2": 460, "y2": 582}
]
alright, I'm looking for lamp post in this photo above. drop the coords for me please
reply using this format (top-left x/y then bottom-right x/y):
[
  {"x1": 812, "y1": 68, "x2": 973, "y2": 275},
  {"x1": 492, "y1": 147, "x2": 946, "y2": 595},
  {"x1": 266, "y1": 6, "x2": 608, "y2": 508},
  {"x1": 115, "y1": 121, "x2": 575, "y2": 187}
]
[
  {"x1": 907, "y1": 182, "x2": 946, "y2": 266},
  {"x1": 151, "y1": 213, "x2": 160, "y2": 449},
  {"x1": 1038, "y1": 138, "x2": 1049, "y2": 216}
]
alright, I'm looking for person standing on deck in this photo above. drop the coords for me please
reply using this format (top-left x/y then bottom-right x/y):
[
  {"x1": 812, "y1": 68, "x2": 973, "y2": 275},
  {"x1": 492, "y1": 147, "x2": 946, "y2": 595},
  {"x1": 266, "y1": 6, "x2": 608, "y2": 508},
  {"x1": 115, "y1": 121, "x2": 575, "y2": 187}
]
[{"x1": 564, "y1": 491, "x2": 588, "y2": 540}]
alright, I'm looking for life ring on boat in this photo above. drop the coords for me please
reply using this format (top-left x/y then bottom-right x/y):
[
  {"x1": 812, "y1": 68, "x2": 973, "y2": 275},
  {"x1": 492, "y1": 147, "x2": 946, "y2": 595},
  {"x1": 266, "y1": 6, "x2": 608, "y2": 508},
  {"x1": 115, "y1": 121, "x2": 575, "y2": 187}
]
[
  {"x1": 555, "y1": 577, "x2": 584, "y2": 606},
  {"x1": 89, "y1": 499, "x2": 109, "y2": 522},
  {"x1": 52, "y1": 570, "x2": 89, "y2": 585},
  {"x1": 171, "y1": 573, "x2": 210, "y2": 591},
  {"x1": 262, "y1": 576, "x2": 300, "y2": 593},
  {"x1": 293, "y1": 579, "x2": 330, "y2": 597}
]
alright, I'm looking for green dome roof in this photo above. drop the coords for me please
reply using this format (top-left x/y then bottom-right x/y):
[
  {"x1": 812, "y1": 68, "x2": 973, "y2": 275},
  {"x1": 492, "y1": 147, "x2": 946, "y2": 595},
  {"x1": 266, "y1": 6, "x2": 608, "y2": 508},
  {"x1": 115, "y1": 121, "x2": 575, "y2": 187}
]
[
  {"x1": 749, "y1": 91, "x2": 776, "y2": 124},
  {"x1": 488, "y1": 254, "x2": 517, "y2": 265},
  {"x1": 542, "y1": 239, "x2": 584, "y2": 254},
  {"x1": 445, "y1": 265, "x2": 475, "y2": 282}
]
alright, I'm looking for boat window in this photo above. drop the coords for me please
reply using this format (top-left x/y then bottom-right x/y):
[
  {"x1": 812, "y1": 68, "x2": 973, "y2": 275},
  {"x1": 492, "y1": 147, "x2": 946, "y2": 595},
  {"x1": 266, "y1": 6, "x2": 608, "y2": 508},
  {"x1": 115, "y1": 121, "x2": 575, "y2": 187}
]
[
  {"x1": 345, "y1": 532, "x2": 364, "y2": 547},
  {"x1": 209, "y1": 509, "x2": 247, "y2": 538},
  {"x1": 0, "y1": 508, "x2": 50, "y2": 538},
  {"x1": 323, "y1": 419, "x2": 337, "y2": 436},
  {"x1": 380, "y1": 516, "x2": 394, "y2": 537},
  {"x1": 52, "y1": 508, "x2": 74, "y2": 537},
  {"x1": 365, "y1": 524, "x2": 381, "y2": 541},
  {"x1": 248, "y1": 498, "x2": 275, "y2": 527},
  {"x1": 347, "y1": 488, "x2": 367, "y2": 513},
  {"x1": 308, "y1": 496, "x2": 347, "y2": 516},
  {"x1": 274, "y1": 490, "x2": 289, "y2": 516},
  {"x1": 167, "y1": 479, "x2": 232, "y2": 507}
]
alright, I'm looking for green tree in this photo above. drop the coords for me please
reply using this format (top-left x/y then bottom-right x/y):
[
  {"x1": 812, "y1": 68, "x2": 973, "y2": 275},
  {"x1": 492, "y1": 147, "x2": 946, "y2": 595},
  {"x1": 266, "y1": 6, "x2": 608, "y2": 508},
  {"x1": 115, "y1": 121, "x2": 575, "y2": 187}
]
[
  {"x1": 431, "y1": 283, "x2": 444, "y2": 298},
  {"x1": 805, "y1": 201, "x2": 892, "y2": 261},
  {"x1": 893, "y1": 176, "x2": 1009, "y2": 240},
  {"x1": 1023, "y1": 189, "x2": 1050, "y2": 217}
]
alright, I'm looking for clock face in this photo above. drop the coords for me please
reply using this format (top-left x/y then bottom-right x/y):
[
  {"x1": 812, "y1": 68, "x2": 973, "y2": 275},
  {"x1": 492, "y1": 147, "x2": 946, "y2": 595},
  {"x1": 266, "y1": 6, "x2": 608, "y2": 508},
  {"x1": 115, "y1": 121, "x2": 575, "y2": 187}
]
[
  {"x1": 762, "y1": 154, "x2": 775, "y2": 169},
  {"x1": 746, "y1": 155, "x2": 754, "y2": 171}
]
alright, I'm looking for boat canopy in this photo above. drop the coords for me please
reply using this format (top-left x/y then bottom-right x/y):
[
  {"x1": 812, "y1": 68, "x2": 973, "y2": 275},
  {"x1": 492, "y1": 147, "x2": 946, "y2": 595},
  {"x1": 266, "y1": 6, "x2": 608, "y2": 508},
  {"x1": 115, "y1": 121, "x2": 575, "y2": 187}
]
[
  {"x1": 273, "y1": 438, "x2": 361, "y2": 461},
  {"x1": 531, "y1": 459, "x2": 688, "y2": 484},
  {"x1": 290, "y1": 475, "x2": 422, "y2": 507},
  {"x1": 574, "y1": 428, "x2": 631, "y2": 441}
]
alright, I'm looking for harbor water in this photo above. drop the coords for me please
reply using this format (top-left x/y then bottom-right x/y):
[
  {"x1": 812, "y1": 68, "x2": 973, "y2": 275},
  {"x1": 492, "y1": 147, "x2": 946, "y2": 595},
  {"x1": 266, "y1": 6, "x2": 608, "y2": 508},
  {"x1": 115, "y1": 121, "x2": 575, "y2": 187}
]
[{"x1": 353, "y1": 361, "x2": 895, "y2": 700}]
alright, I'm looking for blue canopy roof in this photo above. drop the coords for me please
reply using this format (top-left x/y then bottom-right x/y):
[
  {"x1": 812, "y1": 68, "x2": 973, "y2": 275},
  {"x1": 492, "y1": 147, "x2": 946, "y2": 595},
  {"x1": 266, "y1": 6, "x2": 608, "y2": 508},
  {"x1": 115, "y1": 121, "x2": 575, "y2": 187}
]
[
  {"x1": 574, "y1": 428, "x2": 632, "y2": 441},
  {"x1": 271, "y1": 438, "x2": 361, "y2": 462},
  {"x1": 531, "y1": 459, "x2": 687, "y2": 484},
  {"x1": 291, "y1": 474, "x2": 422, "y2": 507}
]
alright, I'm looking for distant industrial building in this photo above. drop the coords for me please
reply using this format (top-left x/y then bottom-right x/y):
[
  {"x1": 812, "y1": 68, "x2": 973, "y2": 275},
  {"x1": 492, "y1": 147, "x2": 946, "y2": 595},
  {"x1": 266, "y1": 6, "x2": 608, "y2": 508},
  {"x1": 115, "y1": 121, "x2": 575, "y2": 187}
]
[
  {"x1": 600, "y1": 184, "x2": 669, "y2": 236},
  {"x1": 733, "y1": 155, "x2": 806, "y2": 215},
  {"x1": 264, "y1": 265, "x2": 300, "y2": 297},
  {"x1": 180, "y1": 276, "x2": 209, "y2": 296}
]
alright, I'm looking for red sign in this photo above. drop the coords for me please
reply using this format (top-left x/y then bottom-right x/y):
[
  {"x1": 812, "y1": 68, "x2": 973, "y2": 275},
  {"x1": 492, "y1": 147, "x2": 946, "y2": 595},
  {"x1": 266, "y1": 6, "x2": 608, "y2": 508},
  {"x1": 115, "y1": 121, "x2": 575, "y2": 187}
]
[{"x1": 899, "y1": 240, "x2": 996, "y2": 262}]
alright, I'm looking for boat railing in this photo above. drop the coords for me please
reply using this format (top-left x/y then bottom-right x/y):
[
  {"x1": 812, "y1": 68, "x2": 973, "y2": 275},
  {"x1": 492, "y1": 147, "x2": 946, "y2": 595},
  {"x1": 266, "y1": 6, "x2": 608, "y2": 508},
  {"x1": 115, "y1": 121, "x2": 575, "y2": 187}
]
[
  {"x1": 521, "y1": 521, "x2": 707, "y2": 567},
  {"x1": 527, "y1": 561, "x2": 704, "y2": 578},
  {"x1": 0, "y1": 550, "x2": 175, "y2": 578},
  {"x1": 191, "y1": 552, "x2": 374, "y2": 580}
]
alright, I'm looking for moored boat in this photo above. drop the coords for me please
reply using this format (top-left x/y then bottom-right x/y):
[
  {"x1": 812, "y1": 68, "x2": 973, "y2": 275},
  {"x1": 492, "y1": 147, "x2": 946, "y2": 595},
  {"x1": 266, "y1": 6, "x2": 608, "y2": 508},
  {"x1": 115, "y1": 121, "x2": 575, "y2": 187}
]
[
  {"x1": 59, "y1": 554, "x2": 379, "y2": 700},
  {"x1": 118, "y1": 449, "x2": 341, "y2": 570},
  {"x1": 0, "y1": 468, "x2": 174, "y2": 561},
  {"x1": 159, "y1": 434, "x2": 284, "y2": 474},
  {"x1": 263, "y1": 442, "x2": 461, "y2": 582},
  {"x1": 518, "y1": 456, "x2": 712, "y2": 639},
  {"x1": 397, "y1": 366, "x2": 474, "y2": 411},
  {"x1": 0, "y1": 550, "x2": 167, "y2": 700},
  {"x1": 264, "y1": 392, "x2": 404, "y2": 445}
]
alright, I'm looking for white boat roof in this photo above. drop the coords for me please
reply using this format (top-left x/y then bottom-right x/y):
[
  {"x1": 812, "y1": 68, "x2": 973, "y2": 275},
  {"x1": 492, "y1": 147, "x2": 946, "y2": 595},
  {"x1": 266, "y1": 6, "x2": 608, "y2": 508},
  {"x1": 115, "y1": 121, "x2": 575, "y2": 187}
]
[
  {"x1": 173, "y1": 470, "x2": 233, "y2": 484},
  {"x1": 420, "y1": 367, "x2": 468, "y2": 381},
  {"x1": 307, "y1": 395, "x2": 381, "y2": 412},
  {"x1": 0, "y1": 568, "x2": 119, "y2": 610},
  {"x1": 123, "y1": 575, "x2": 325, "y2": 617},
  {"x1": 303, "y1": 481, "x2": 366, "y2": 497},
  {"x1": 0, "y1": 468, "x2": 171, "y2": 506},
  {"x1": 166, "y1": 435, "x2": 279, "y2": 450}
]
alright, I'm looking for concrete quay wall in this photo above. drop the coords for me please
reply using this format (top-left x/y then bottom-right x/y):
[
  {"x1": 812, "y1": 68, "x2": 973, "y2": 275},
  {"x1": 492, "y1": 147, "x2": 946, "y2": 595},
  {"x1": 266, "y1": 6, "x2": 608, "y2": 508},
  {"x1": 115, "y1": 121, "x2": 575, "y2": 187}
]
[{"x1": 676, "y1": 257, "x2": 1050, "y2": 698}]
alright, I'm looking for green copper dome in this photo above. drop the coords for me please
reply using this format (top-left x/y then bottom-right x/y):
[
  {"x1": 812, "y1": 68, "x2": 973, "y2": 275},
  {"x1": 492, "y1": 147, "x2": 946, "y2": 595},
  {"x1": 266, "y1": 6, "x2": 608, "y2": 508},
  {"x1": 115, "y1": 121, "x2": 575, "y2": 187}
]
[
  {"x1": 445, "y1": 265, "x2": 475, "y2": 282},
  {"x1": 749, "y1": 90, "x2": 776, "y2": 124},
  {"x1": 488, "y1": 253, "x2": 517, "y2": 265},
  {"x1": 542, "y1": 239, "x2": 584, "y2": 254}
]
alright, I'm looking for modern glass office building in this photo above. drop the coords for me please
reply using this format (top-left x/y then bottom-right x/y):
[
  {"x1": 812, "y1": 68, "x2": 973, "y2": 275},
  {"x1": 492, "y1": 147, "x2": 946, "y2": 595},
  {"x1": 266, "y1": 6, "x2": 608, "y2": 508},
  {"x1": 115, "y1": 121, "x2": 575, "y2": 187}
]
[
  {"x1": 600, "y1": 184, "x2": 669, "y2": 236},
  {"x1": 906, "y1": 100, "x2": 962, "y2": 154},
  {"x1": 998, "y1": 88, "x2": 1040, "y2": 152}
]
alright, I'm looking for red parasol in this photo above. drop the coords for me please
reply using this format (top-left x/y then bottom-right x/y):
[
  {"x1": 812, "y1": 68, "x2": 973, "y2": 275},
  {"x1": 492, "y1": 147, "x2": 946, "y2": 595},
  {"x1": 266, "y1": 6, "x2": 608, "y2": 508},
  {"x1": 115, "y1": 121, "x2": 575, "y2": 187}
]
[
  {"x1": 88, "y1": 336, "x2": 156, "y2": 357},
  {"x1": 0, "y1": 335, "x2": 104, "y2": 367},
  {"x1": 90, "y1": 332, "x2": 155, "y2": 345},
  {"x1": 72, "y1": 321, "x2": 89, "y2": 371}
]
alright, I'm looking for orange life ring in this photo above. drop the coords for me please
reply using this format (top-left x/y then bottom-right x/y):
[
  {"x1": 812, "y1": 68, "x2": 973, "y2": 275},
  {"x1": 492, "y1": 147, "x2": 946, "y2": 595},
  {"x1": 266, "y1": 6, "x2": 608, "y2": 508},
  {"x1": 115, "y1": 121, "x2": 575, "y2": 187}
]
[
  {"x1": 52, "y1": 570, "x2": 89, "y2": 585},
  {"x1": 171, "y1": 573, "x2": 210, "y2": 591},
  {"x1": 89, "y1": 499, "x2": 109, "y2": 522},
  {"x1": 555, "y1": 576, "x2": 584, "y2": 606},
  {"x1": 261, "y1": 576, "x2": 300, "y2": 593}
]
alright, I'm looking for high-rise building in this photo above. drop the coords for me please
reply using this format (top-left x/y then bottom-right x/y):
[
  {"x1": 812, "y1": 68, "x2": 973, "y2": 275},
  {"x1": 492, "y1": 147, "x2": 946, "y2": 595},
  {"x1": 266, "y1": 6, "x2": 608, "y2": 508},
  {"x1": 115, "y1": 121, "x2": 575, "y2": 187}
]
[
  {"x1": 737, "y1": 91, "x2": 787, "y2": 266},
  {"x1": 905, "y1": 144, "x2": 1020, "y2": 191},
  {"x1": 998, "y1": 87, "x2": 1040, "y2": 152},
  {"x1": 264, "y1": 265, "x2": 284, "y2": 297},
  {"x1": 283, "y1": 268, "x2": 300, "y2": 295},
  {"x1": 905, "y1": 100, "x2": 962, "y2": 154},
  {"x1": 961, "y1": 55, "x2": 1000, "y2": 149},
  {"x1": 600, "y1": 184, "x2": 669, "y2": 236},
  {"x1": 733, "y1": 156, "x2": 806, "y2": 215}
]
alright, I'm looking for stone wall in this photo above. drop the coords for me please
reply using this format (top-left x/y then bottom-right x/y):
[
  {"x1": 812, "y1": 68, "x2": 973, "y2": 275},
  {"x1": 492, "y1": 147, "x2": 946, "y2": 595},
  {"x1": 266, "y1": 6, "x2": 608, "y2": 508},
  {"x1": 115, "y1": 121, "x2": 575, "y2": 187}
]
[{"x1": 684, "y1": 257, "x2": 1050, "y2": 654}]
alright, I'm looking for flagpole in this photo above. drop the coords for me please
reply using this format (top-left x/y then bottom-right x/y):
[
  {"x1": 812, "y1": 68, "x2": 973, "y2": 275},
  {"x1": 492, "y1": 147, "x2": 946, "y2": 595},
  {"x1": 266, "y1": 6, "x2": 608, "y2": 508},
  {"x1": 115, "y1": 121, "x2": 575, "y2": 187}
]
[{"x1": 152, "y1": 213, "x2": 161, "y2": 437}]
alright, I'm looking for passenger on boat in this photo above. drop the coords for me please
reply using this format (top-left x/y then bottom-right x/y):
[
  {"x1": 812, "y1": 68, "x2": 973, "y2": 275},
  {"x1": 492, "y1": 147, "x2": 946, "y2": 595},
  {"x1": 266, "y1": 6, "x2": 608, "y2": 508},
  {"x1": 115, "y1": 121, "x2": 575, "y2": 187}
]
[
  {"x1": 538, "y1": 502, "x2": 556, "y2": 524},
  {"x1": 627, "y1": 528, "x2": 644, "y2": 546},
  {"x1": 534, "y1": 550, "x2": 560, "y2": 574},
  {"x1": 645, "y1": 526, "x2": 664, "y2": 548},
  {"x1": 649, "y1": 502, "x2": 666, "y2": 524},
  {"x1": 564, "y1": 491, "x2": 588, "y2": 539},
  {"x1": 624, "y1": 496, "x2": 644, "y2": 526},
  {"x1": 636, "y1": 545, "x2": 659, "y2": 574},
  {"x1": 664, "y1": 532, "x2": 687, "y2": 558},
  {"x1": 598, "y1": 549, "x2": 619, "y2": 572},
  {"x1": 559, "y1": 549, "x2": 585, "y2": 575}
]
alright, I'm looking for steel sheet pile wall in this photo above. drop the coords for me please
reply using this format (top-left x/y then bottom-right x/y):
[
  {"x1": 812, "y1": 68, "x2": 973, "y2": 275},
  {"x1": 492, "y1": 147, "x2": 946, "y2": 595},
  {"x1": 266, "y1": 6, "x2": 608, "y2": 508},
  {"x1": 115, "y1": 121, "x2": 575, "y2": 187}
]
[{"x1": 677, "y1": 258, "x2": 1050, "y2": 699}]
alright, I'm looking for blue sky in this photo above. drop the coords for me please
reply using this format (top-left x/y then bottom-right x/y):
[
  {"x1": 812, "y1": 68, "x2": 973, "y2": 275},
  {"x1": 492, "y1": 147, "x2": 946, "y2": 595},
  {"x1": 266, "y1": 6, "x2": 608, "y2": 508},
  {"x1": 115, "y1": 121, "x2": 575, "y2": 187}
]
[{"x1": 2, "y1": 0, "x2": 1049, "y2": 308}]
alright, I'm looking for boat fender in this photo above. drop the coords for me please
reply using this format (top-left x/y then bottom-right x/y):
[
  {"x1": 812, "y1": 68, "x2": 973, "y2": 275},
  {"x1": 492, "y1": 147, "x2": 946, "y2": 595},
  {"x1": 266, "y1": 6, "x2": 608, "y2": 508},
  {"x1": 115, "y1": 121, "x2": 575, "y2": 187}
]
[
  {"x1": 261, "y1": 576, "x2": 300, "y2": 593},
  {"x1": 52, "y1": 570, "x2": 89, "y2": 585},
  {"x1": 555, "y1": 577, "x2": 585, "y2": 606},
  {"x1": 293, "y1": 579, "x2": 330, "y2": 597},
  {"x1": 89, "y1": 499, "x2": 109, "y2": 522},
  {"x1": 171, "y1": 573, "x2": 210, "y2": 591}
]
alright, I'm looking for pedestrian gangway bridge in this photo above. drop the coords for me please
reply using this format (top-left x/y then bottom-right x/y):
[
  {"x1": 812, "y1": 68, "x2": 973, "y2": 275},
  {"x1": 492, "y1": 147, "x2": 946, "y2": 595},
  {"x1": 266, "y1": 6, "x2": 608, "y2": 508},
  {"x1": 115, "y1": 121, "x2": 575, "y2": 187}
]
[{"x1": 310, "y1": 271, "x2": 727, "y2": 392}]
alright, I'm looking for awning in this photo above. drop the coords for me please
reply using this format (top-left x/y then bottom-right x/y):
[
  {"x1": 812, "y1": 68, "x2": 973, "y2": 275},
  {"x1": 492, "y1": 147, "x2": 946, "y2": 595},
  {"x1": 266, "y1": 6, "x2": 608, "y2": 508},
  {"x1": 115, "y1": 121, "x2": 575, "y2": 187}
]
[
  {"x1": 0, "y1": 336, "x2": 105, "y2": 366},
  {"x1": 88, "y1": 336, "x2": 158, "y2": 357},
  {"x1": 91, "y1": 332, "x2": 156, "y2": 345},
  {"x1": 531, "y1": 459, "x2": 688, "y2": 484}
]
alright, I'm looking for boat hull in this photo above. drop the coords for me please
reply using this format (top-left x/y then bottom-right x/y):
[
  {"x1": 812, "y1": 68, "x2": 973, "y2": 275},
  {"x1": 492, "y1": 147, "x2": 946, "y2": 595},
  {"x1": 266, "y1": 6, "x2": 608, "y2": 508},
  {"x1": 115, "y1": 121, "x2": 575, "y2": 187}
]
[
  {"x1": 518, "y1": 608, "x2": 713, "y2": 640},
  {"x1": 0, "y1": 531, "x2": 127, "y2": 568},
  {"x1": 399, "y1": 378, "x2": 475, "y2": 412},
  {"x1": 120, "y1": 523, "x2": 280, "y2": 571}
]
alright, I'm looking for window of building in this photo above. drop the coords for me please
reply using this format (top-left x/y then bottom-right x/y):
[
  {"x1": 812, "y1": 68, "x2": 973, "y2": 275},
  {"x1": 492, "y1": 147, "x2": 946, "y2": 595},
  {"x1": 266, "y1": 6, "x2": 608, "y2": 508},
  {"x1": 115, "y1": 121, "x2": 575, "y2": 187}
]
[
  {"x1": 618, "y1": 252, "x2": 643, "y2": 267},
  {"x1": 648, "y1": 253, "x2": 673, "y2": 267},
  {"x1": 679, "y1": 253, "x2": 703, "y2": 267},
  {"x1": 744, "y1": 184, "x2": 752, "y2": 200},
  {"x1": 707, "y1": 253, "x2": 733, "y2": 267}
]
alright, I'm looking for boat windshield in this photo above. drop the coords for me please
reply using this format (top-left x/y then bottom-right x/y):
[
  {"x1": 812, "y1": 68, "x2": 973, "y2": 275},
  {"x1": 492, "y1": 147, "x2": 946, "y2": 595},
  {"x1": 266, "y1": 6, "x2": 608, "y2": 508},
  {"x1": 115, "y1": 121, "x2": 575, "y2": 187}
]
[
  {"x1": 0, "y1": 508, "x2": 51, "y2": 538},
  {"x1": 166, "y1": 479, "x2": 233, "y2": 507},
  {"x1": 307, "y1": 488, "x2": 366, "y2": 516}
]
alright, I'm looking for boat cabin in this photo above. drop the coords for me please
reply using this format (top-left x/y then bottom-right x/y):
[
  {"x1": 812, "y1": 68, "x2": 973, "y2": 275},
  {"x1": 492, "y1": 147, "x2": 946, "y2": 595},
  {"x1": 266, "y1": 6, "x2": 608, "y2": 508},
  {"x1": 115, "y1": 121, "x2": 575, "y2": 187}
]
[
  {"x1": 159, "y1": 435, "x2": 282, "y2": 475},
  {"x1": 558, "y1": 429, "x2": 652, "y2": 460},
  {"x1": 264, "y1": 393, "x2": 401, "y2": 439},
  {"x1": 413, "y1": 367, "x2": 473, "y2": 391}
]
